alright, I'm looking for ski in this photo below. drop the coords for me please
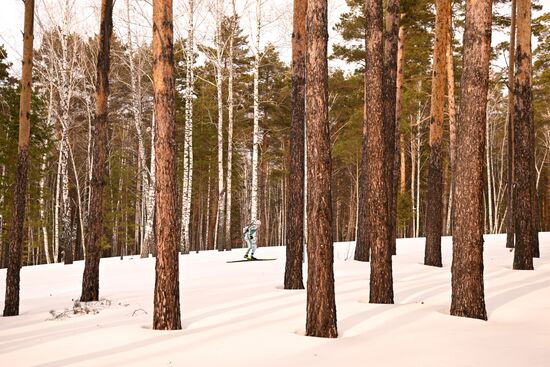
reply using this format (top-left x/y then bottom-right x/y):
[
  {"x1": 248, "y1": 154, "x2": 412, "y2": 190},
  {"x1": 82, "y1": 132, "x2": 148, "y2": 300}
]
[{"x1": 226, "y1": 258, "x2": 277, "y2": 263}]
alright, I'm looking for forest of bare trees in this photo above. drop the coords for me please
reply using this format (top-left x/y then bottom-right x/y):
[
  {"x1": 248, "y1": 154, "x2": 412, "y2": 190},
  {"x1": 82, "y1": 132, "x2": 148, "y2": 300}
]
[{"x1": 1, "y1": 0, "x2": 549, "y2": 336}]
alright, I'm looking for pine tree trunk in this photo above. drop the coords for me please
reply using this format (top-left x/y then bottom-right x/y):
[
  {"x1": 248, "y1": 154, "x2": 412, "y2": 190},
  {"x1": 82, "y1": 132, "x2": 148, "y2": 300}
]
[
  {"x1": 364, "y1": 0, "x2": 393, "y2": 304},
  {"x1": 512, "y1": 0, "x2": 535, "y2": 270},
  {"x1": 3, "y1": 0, "x2": 34, "y2": 316},
  {"x1": 81, "y1": 0, "x2": 113, "y2": 302},
  {"x1": 284, "y1": 0, "x2": 306, "y2": 290},
  {"x1": 445, "y1": 20, "x2": 457, "y2": 236},
  {"x1": 152, "y1": 0, "x2": 182, "y2": 330},
  {"x1": 450, "y1": 0, "x2": 491, "y2": 320},
  {"x1": 383, "y1": 0, "x2": 399, "y2": 256},
  {"x1": 305, "y1": 0, "x2": 337, "y2": 339},
  {"x1": 506, "y1": 0, "x2": 517, "y2": 249},
  {"x1": 425, "y1": 0, "x2": 450, "y2": 267}
]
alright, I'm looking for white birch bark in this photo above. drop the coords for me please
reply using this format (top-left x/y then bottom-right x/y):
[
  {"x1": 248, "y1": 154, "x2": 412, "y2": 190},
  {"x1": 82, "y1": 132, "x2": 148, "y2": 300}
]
[
  {"x1": 485, "y1": 109, "x2": 493, "y2": 233},
  {"x1": 125, "y1": 0, "x2": 149, "y2": 251},
  {"x1": 141, "y1": 115, "x2": 156, "y2": 258},
  {"x1": 225, "y1": 0, "x2": 236, "y2": 249},
  {"x1": 181, "y1": 0, "x2": 195, "y2": 253},
  {"x1": 215, "y1": 0, "x2": 225, "y2": 248},
  {"x1": 250, "y1": 0, "x2": 261, "y2": 222}
]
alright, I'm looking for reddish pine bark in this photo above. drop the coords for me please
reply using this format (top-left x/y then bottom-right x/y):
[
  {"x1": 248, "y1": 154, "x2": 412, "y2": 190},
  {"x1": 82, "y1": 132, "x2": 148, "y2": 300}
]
[
  {"x1": 284, "y1": 0, "x2": 306, "y2": 290},
  {"x1": 450, "y1": 0, "x2": 491, "y2": 320},
  {"x1": 305, "y1": 0, "x2": 337, "y2": 338},
  {"x1": 513, "y1": 0, "x2": 535, "y2": 270},
  {"x1": 383, "y1": 0, "x2": 399, "y2": 256},
  {"x1": 365, "y1": 0, "x2": 393, "y2": 304},
  {"x1": 152, "y1": 0, "x2": 182, "y2": 330},
  {"x1": 3, "y1": 0, "x2": 34, "y2": 317},
  {"x1": 81, "y1": 0, "x2": 113, "y2": 302},
  {"x1": 425, "y1": 0, "x2": 450, "y2": 268}
]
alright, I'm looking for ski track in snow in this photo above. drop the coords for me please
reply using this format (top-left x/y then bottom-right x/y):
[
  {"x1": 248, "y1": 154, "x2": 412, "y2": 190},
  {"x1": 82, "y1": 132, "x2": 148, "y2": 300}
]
[{"x1": 1, "y1": 233, "x2": 549, "y2": 367}]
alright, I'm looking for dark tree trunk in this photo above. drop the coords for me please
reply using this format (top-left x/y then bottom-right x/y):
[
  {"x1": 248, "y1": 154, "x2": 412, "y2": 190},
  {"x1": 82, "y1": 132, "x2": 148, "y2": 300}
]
[
  {"x1": 81, "y1": 0, "x2": 113, "y2": 302},
  {"x1": 383, "y1": 0, "x2": 399, "y2": 256},
  {"x1": 354, "y1": 144, "x2": 370, "y2": 261},
  {"x1": 152, "y1": 0, "x2": 182, "y2": 330},
  {"x1": 506, "y1": 0, "x2": 517, "y2": 249},
  {"x1": 424, "y1": 0, "x2": 450, "y2": 268},
  {"x1": 364, "y1": 0, "x2": 393, "y2": 304},
  {"x1": 3, "y1": 0, "x2": 34, "y2": 317},
  {"x1": 450, "y1": 0, "x2": 491, "y2": 321},
  {"x1": 207, "y1": 173, "x2": 218, "y2": 250},
  {"x1": 305, "y1": 0, "x2": 337, "y2": 339},
  {"x1": 284, "y1": 0, "x2": 306, "y2": 290},
  {"x1": 513, "y1": 0, "x2": 535, "y2": 269}
]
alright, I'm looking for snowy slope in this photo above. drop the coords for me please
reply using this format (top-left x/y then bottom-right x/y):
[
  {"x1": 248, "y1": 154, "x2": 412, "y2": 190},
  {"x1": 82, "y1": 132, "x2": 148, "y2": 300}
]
[{"x1": 1, "y1": 234, "x2": 549, "y2": 367}]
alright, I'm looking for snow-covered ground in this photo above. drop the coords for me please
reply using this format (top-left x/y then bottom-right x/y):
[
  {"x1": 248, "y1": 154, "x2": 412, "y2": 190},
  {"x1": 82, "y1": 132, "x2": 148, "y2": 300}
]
[{"x1": 1, "y1": 233, "x2": 549, "y2": 367}]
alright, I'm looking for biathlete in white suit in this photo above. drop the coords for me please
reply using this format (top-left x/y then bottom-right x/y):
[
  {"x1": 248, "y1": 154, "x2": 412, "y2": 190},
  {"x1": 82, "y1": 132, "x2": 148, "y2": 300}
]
[{"x1": 243, "y1": 219, "x2": 261, "y2": 260}]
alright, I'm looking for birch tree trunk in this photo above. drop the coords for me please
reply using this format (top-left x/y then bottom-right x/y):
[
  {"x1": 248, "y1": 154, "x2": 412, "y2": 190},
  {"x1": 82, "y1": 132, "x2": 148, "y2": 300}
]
[
  {"x1": 215, "y1": 0, "x2": 225, "y2": 250},
  {"x1": 181, "y1": 0, "x2": 194, "y2": 254},
  {"x1": 125, "y1": 0, "x2": 149, "y2": 255},
  {"x1": 3, "y1": 0, "x2": 34, "y2": 316},
  {"x1": 506, "y1": 0, "x2": 517, "y2": 249},
  {"x1": 224, "y1": 0, "x2": 235, "y2": 251},
  {"x1": 250, "y1": 0, "x2": 261, "y2": 223},
  {"x1": 152, "y1": 0, "x2": 182, "y2": 330},
  {"x1": 142, "y1": 115, "x2": 156, "y2": 257},
  {"x1": 81, "y1": 0, "x2": 113, "y2": 302},
  {"x1": 450, "y1": 0, "x2": 491, "y2": 320}
]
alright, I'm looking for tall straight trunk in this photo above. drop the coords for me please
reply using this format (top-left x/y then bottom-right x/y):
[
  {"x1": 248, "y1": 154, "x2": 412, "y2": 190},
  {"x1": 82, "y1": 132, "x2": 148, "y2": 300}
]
[
  {"x1": 125, "y1": 0, "x2": 149, "y2": 255},
  {"x1": 39, "y1": 157, "x2": 51, "y2": 264},
  {"x1": 152, "y1": 0, "x2": 182, "y2": 330},
  {"x1": 59, "y1": 135, "x2": 71, "y2": 263},
  {"x1": 305, "y1": 0, "x2": 337, "y2": 339},
  {"x1": 383, "y1": 0, "x2": 399, "y2": 255},
  {"x1": 251, "y1": 0, "x2": 261, "y2": 223},
  {"x1": 513, "y1": 0, "x2": 535, "y2": 269},
  {"x1": 445, "y1": 19, "x2": 457, "y2": 236},
  {"x1": 411, "y1": 123, "x2": 417, "y2": 236},
  {"x1": 215, "y1": 2, "x2": 225, "y2": 251},
  {"x1": 181, "y1": 0, "x2": 194, "y2": 253},
  {"x1": 61, "y1": 141, "x2": 73, "y2": 264},
  {"x1": 142, "y1": 115, "x2": 156, "y2": 257},
  {"x1": 81, "y1": 0, "x2": 113, "y2": 302},
  {"x1": 284, "y1": 0, "x2": 306, "y2": 290},
  {"x1": 506, "y1": 0, "x2": 517, "y2": 249},
  {"x1": 425, "y1": 0, "x2": 450, "y2": 267},
  {"x1": 450, "y1": 0, "x2": 491, "y2": 320},
  {"x1": 68, "y1": 140, "x2": 85, "y2": 261},
  {"x1": 365, "y1": 0, "x2": 393, "y2": 304},
  {"x1": 3, "y1": 0, "x2": 34, "y2": 317},
  {"x1": 225, "y1": 0, "x2": 235, "y2": 251},
  {"x1": 397, "y1": 21, "x2": 405, "y2": 198}
]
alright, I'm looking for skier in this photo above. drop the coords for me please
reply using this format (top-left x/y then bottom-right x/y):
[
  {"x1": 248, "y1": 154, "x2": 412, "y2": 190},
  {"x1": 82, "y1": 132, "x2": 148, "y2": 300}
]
[{"x1": 243, "y1": 219, "x2": 261, "y2": 260}]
